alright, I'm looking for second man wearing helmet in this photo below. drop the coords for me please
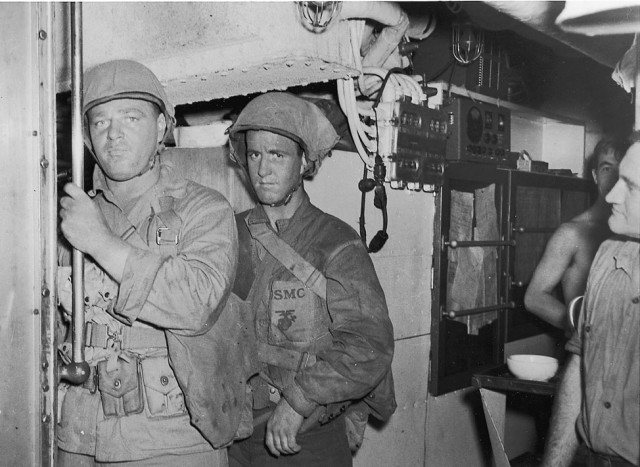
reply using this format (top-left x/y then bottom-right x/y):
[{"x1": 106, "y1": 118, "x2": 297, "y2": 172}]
[{"x1": 227, "y1": 92, "x2": 396, "y2": 467}]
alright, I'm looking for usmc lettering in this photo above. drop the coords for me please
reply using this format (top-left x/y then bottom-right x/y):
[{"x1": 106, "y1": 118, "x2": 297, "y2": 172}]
[{"x1": 272, "y1": 288, "x2": 306, "y2": 300}]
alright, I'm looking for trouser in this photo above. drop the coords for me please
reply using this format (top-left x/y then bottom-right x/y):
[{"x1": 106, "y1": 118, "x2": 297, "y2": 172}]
[
  {"x1": 57, "y1": 449, "x2": 228, "y2": 467},
  {"x1": 588, "y1": 450, "x2": 637, "y2": 467},
  {"x1": 228, "y1": 408, "x2": 352, "y2": 467}
]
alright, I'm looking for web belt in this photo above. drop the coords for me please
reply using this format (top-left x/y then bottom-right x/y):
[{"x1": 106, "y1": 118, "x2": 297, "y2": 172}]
[{"x1": 85, "y1": 322, "x2": 167, "y2": 349}]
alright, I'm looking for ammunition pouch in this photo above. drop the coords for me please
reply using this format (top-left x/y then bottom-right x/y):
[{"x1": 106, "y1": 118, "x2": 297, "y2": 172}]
[
  {"x1": 97, "y1": 356, "x2": 144, "y2": 418},
  {"x1": 140, "y1": 355, "x2": 187, "y2": 418}
]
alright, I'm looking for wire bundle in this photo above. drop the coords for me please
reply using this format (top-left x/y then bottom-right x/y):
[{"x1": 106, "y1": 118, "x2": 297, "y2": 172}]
[{"x1": 337, "y1": 19, "x2": 425, "y2": 168}]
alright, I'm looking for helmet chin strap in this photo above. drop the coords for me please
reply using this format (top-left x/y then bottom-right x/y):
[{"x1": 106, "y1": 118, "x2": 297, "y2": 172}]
[
  {"x1": 134, "y1": 151, "x2": 159, "y2": 178},
  {"x1": 262, "y1": 180, "x2": 302, "y2": 207}
]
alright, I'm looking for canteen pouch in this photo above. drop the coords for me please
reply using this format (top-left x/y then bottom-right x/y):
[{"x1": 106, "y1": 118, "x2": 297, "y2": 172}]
[
  {"x1": 97, "y1": 356, "x2": 144, "y2": 418},
  {"x1": 140, "y1": 355, "x2": 187, "y2": 418}
]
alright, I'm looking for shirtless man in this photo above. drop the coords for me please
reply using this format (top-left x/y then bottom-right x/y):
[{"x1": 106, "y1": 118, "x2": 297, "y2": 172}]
[{"x1": 524, "y1": 138, "x2": 628, "y2": 332}]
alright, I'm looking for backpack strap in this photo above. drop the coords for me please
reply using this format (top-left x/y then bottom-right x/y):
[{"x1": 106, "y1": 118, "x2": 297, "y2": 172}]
[{"x1": 246, "y1": 221, "x2": 326, "y2": 300}]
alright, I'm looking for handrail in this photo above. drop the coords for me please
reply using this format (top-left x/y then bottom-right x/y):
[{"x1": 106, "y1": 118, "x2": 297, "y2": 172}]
[
  {"x1": 443, "y1": 302, "x2": 515, "y2": 319},
  {"x1": 444, "y1": 239, "x2": 516, "y2": 249},
  {"x1": 59, "y1": 2, "x2": 89, "y2": 385}
]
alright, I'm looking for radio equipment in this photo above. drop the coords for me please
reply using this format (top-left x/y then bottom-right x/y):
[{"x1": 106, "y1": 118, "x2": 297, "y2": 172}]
[
  {"x1": 377, "y1": 98, "x2": 448, "y2": 189},
  {"x1": 442, "y1": 97, "x2": 511, "y2": 165}
]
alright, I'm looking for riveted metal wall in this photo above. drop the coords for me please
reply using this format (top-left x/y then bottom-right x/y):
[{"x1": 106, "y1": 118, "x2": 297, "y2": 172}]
[{"x1": 0, "y1": 3, "x2": 57, "y2": 465}]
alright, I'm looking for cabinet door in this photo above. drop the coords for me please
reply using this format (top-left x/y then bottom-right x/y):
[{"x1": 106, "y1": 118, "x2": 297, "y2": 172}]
[
  {"x1": 430, "y1": 164, "x2": 510, "y2": 395},
  {"x1": 506, "y1": 171, "x2": 595, "y2": 341}
]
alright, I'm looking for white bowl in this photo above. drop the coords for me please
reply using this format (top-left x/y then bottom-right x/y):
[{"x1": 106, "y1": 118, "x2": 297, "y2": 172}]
[{"x1": 507, "y1": 354, "x2": 559, "y2": 381}]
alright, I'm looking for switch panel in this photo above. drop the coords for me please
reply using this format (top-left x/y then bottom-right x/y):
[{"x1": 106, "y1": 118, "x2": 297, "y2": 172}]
[{"x1": 377, "y1": 98, "x2": 448, "y2": 188}]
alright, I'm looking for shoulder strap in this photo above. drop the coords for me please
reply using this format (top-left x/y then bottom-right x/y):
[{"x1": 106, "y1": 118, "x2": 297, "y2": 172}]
[
  {"x1": 246, "y1": 222, "x2": 326, "y2": 300},
  {"x1": 153, "y1": 196, "x2": 182, "y2": 257}
]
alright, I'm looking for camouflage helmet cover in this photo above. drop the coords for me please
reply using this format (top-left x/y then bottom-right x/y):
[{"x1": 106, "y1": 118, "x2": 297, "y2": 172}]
[
  {"x1": 227, "y1": 92, "x2": 340, "y2": 177},
  {"x1": 83, "y1": 59, "x2": 176, "y2": 143}
]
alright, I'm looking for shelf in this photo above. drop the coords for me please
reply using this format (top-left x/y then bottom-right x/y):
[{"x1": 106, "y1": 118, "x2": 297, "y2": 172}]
[
  {"x1": 428, "y1": 81, "x2": 587, "y2": 175},
  {"x1": 472, "y1": 364, "x2": 558, "y2": 396},
  {"x1": 428, "y1": 81, "x2": 585, "y2": 126}
]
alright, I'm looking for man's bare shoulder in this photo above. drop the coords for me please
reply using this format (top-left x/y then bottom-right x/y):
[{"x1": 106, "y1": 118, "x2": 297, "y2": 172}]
[
  {"x1": 560, "y1": 215, "x2": 610, "y2": 241},
  {"x1": 543, "y1": 220, "x2": 603, "y2": 254}
]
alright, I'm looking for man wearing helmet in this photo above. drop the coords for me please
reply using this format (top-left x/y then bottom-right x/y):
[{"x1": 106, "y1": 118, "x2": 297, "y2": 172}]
[
  {"x1": 57, "y1": 60, "x2": 237, "y2": 466},
  {"x1": 226, "y1": 92, "x2": 395, "y2": 466}
]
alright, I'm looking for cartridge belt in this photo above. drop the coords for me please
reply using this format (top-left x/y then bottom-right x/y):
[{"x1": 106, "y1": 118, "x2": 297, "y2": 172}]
[{"x1": 85, "y1": 322, "x2": 167, "y2": 350}]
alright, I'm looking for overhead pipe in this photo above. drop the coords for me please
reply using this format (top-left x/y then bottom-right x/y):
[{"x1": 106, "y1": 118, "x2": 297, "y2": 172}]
[
  {"x1": 59, "y1": 2, "x2": 90, "y2": 385},
  {"x1": 339, "y1": 1, "x2": 410, "y2": 68}
]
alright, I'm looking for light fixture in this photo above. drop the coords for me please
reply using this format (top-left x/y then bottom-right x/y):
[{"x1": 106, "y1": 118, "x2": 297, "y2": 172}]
[
  {"x1": 451, "y1": 22, "x2": 484, "y2": 65},
  {"x1": 296, "y1": 1, "x2": 342, "y2": 33},
  {"x1": 555, "y1": 0, "x2": 640, "y2": 36}
]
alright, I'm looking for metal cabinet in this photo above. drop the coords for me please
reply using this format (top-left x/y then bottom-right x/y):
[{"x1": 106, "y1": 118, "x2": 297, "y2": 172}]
[{"x1": 430, "y1": 163, "x2": 594, "y2": 396}]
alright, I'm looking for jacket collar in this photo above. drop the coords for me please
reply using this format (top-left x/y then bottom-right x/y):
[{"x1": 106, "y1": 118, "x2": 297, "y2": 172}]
[
  {"x1": 92, "y1": 157, "x2": 188, "y2": 212},
  {"x1": 246, "y1": 191, "x2": 312, "y2": 236}
]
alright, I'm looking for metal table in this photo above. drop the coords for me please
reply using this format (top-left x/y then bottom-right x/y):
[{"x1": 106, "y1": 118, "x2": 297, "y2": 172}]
[{"x1": 472, "y1": 365, "x2": 558, "y2": 467}]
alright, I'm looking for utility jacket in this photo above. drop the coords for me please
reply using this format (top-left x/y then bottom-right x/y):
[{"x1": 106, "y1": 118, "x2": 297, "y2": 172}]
[
  {"x1": 57, "y1": 160, "x2": 238, "y2": 461},
  {"x1": 234, "y1": 192, "x2": 395, "y2": 420}
]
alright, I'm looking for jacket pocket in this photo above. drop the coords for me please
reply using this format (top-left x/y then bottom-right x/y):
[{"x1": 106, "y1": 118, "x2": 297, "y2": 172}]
[
  {"x1": 140, "y1": 355, "x2": 187, "y2": 418},
  {"x1": 97, "y1": 356, "x2": 144, "y2": 418},
  {"x1": 268, "y1": 279, "x2": 326, "y2": 344}
]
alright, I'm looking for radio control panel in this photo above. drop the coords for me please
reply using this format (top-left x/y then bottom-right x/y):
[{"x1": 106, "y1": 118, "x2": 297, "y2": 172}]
[{"x1": 442, "y1": 97, "x2": 511, "y2": 164}]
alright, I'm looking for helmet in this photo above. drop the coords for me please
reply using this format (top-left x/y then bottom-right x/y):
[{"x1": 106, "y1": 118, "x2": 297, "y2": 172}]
[
  {"x1": 227, "y1": 92, "x2": 340, "y2": 177},
  {"x1": 83, "y1": 59, "x2": 176, "y2": 143}
]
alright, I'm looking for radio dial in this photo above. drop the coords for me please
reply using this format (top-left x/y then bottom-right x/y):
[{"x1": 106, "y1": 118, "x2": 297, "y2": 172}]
[{"x1": 466, "y1": 107, "x2": 483, "y2": 143}]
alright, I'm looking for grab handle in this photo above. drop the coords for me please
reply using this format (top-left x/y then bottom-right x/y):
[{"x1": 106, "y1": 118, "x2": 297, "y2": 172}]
[{"x1": 58, "y1": 2, "x2": 89, "y2": 384}]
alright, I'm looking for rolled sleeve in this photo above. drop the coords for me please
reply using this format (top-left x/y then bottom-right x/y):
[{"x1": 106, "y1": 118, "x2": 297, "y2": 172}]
[{"x1": 283, "y1": 381, "x2": 318, "y2": 417}]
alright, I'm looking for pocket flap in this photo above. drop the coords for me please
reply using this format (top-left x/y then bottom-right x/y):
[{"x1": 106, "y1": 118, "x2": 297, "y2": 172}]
[
  {"x1": 97, "y1": 358, "x2": 139, "y2": 398},
  {"x1": 141, "y1": 356, "x2": 180, "y2": 396}
]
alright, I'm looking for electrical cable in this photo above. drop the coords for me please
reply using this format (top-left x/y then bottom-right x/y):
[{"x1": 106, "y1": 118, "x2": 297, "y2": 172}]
[
  {"x1": 343, "y1": 79, "x2": 376, "y2": 152},
  {"x1": 337, "y1": 79, "x2": 375, "y2": 167},
  {"x1": 358, "y1": 163, "x2": 372, "y2": 245},
  {"x1": 372, "y1": 67, "x2": 407, "y2": 110},
  {"x1": 358, "y1": 156, "x2": 389, "y2": 253},
  {"x1": 446, "y1": 61, "x2": 458, "y2": 98}
]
